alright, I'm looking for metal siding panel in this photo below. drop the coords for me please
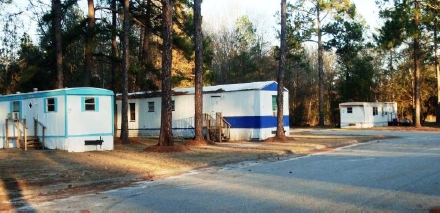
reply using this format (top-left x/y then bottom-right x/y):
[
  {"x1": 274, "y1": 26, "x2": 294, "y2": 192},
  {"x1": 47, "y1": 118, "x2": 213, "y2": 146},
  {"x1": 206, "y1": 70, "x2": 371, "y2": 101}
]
[{"x1": 68, "y1": 96, "x2": 113, "y2": 137}]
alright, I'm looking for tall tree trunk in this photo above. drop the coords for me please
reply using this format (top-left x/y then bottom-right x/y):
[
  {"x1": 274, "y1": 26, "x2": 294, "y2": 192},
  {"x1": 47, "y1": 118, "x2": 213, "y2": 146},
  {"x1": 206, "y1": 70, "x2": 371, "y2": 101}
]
[
  {"x1": 53, "y1": 0, "x2": 63, "y2": 89},
  {"x1": 84, "y1": 0, "x2": 95, "y2": 87},
  {"x1": 317, "y1": 2, "x2": 324, "y2": 126},
  {"x1": 194, "y1": 0, "x2": 204, "y2": 141},
  {"x1": 120, "y1": 0, "x2": 130, "y2": 143},
  {"x1": 111, "y1": 0, "x2": 118, "y2": 134},
  {"x1": 413, "y1": 0, "x2": 421, "y2": 127},
  {"x1": 389, "y1": 50, "x2": 394, "y2": 100},
  {"x1": 276, "y1": 0, "x2": 287, "y2": 138},
  {"x1": 158, "y1": 0, "x2": 174, "y2": 146},
  {"x1": 142, "y1": 0, "x2": 151, "y2": 66},
  {"x1": 435, "y1": 19, "x2": 440, "y2": 124}
]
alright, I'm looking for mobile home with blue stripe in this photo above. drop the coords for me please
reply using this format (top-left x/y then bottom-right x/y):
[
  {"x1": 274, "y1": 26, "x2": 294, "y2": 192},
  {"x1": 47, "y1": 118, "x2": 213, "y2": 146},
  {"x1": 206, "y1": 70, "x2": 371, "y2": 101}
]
[
  {"x1": 116, "y1": 81, "x2": 289, "y2": 141},
  {"x1": 0, "y1": 87, "x2": 114, "y2": 152}
]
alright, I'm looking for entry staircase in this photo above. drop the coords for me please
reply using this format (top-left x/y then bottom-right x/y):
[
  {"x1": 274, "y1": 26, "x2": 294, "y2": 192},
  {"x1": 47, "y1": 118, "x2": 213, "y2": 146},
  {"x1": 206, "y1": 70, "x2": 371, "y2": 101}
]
[
  {"x1": 202, "y1": 112, "x2": 231, "y2": 142},
  {"x1": 5, "y1": 116, "x2": 46, "y2": 151}
]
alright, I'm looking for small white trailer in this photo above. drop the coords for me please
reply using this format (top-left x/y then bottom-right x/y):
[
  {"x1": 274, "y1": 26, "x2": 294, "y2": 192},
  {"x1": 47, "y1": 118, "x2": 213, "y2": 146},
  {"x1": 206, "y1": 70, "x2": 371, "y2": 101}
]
[
  {"x1": 115, "y1": 81, "x2": 289, "y2": 141},
  {"x1": 339, "y1": 102, "x2": 398, "y2": 128},
  {"x1": 0, "y1": 87, "x2": 114, "y2": 152}
]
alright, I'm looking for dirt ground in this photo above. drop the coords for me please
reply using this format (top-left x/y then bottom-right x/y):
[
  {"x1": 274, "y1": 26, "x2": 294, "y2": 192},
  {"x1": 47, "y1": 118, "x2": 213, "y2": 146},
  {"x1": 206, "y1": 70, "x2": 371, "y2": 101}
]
[{"x1": 0, "y1": 126, "x2": 436, "y2": 211}]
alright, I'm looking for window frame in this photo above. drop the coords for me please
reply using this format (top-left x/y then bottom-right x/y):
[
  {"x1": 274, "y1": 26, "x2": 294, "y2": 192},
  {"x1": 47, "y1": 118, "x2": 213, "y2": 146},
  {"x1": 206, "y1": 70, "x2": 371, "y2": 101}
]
[
  {"x1": 148, "y1": 102, "x2": 155, "y2": 112},
  {"x1": 272, "y1": 95, "x2": 277, "y2": 116},
  {"x1": 84, "y1": 97, "x2": 96, "y2": 111},
  {"x1": 46, "y1": 98, "x2": 56, "y2": 112},
  {"x1": 129, "y1": 103, "x2": 136, "y2": 121},
  {"x1": 373, "y1": 107, "x2": 378, "y2": 116},
  {"x1": 12, "y1": 101, "x2": 20, "y2": 113}
]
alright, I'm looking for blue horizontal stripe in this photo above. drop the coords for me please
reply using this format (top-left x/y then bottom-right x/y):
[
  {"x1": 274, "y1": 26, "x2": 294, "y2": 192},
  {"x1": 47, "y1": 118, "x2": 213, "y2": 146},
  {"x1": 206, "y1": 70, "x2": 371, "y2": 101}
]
[
  {"x1": 225, "y1": 116, "x2": 289, "y2": 128},
  {"x1": 119, "y1": 116, "x2": 290, "y2": 130}
]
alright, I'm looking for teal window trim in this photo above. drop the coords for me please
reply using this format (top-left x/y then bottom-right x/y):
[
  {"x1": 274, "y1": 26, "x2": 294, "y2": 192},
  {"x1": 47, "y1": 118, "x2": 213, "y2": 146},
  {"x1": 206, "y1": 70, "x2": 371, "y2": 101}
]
[
  {"x1": 83, "y1": 97, "x2": 97, "y2": 111},
  {"x1": 45, "y1": 97, "x2": 58, "y2": 113},
  {"x1": 44, "y1": 99, "x2": 47, "y2": 113},
  {"x1": 95, "y1": 97, "x2": 99, "y2": 112},
  {"x1": 10, "y1": 101, "x2": 22, "y2": 118},
  {"x1": 81, "y1": 97, "x2": 85, "y2": 112}
]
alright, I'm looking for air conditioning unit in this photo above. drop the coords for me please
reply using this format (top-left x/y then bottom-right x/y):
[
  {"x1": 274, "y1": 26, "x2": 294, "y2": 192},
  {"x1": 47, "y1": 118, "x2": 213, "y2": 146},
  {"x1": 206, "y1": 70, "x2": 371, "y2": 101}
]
[
  {"x1": 12, "y1": 112, "x2": 19, "y2": 120},
  {"x1": 7, "y1": 112, "x2": 19, "y2": 120}
]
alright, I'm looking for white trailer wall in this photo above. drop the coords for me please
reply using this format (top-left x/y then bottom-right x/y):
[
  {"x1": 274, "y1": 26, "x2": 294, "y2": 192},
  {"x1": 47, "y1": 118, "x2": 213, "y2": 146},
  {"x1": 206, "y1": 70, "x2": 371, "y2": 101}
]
[
  {"x1": 116, "y1": 81, "x2": 290, "y2": 141},
  {"x1": 340, "y1": 102, "x2": 397, "y2": 128},
  {"x1": 66, "y1": 95, "x2": 114, "y2": 152},
  {"x1": 0, "y1": 88, "x2": 114, "y2": 152}
]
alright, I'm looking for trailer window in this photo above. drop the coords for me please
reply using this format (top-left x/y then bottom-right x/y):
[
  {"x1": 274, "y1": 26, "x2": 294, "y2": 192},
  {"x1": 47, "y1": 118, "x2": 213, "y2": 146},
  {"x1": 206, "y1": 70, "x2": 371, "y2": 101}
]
[
  {"x1": 347, "y1": 107, "x2": 352, "y2": 113},
  {"x1": 148, "y1": 102, "x2": 154, "y2": 112},
  {"x1": 272, "y1": 95, "x2": 277, "y2": 116},
  {"x1": 172, "y1": 100, "x2": 175, "y2": 111},
  {"x1": 373, "y1": 107, "x2": 378, "y2": 116},
  {"x1": 84, "y1": 97, "x2": 95, "y2": 111},
  {"x1": 129, "y1": 103, "x2": 135, "y2": 121},
  {"x1": 12, "y1": 101, "x2": 20, "y2": 112},
  {"x1": 46, "y1": 98, "x2": 56, "y2": 112}
]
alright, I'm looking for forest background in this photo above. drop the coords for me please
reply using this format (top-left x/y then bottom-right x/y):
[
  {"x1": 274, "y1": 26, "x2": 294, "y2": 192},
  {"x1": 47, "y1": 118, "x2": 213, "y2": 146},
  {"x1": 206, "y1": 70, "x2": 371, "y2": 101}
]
[{"x1": 0, "y1": 0, "x2": 439, "y2": 127}]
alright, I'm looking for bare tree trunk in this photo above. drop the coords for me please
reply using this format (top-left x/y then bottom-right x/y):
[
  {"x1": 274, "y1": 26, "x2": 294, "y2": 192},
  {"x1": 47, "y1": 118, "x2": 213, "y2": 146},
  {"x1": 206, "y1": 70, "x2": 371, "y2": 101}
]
[
  {"x1": 158, "y1": 0, "x2": 174, "y2": 146},
  {"x1": 53, "y1": 0, "x2": 63, "y2": 89},
  {"x1": 194, "y1": 0, "x2": 204, "y2": 141},
  {"x1": 317, "y1": 3, "x2": 324, "y2": 126},
  {"x1": 111, "y1": 0, "x2": 117, "y2": 91},
  {"x1": 413, "y1": 0, "x2": 421, "y2": 127},
  {"x1": 111, "y1": 0, "x2": 118, "y2": 134},
  {"x1": 276, "y1": 0, "x2": 286, "y2": 138},
  {"x1": 84, "y1": 0, "x2": 95, "y2": 87},
  {"x1": 120, "y1": 0, "x2": 130, "y2": 143},
  {"x1": 435, "y1": 19, "x2": 440, "y2": 124}
]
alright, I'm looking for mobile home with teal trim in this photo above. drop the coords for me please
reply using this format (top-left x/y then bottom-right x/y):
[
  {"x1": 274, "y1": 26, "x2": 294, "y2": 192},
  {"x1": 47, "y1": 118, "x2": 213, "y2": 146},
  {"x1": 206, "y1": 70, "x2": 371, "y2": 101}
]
[
  {"x1": 0, "y1": 87, "x2": 114, "y2": 152},
  {"x1": 116, "y1": 81, "x2": 289, "y2": 141}
]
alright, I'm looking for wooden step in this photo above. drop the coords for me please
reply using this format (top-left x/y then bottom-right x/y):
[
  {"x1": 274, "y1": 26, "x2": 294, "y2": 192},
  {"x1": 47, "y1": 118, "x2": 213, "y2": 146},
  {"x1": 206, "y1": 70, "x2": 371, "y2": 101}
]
[{"x1": 18, "y1": 137, "x2": 43, "y2": 150}]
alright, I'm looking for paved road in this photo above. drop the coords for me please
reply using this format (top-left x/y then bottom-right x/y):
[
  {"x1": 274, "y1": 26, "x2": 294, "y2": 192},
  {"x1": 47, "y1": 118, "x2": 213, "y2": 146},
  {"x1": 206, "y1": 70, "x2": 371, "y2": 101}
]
[{"x1": 21, "y1": 130, "x2": 440, "y2": 212}]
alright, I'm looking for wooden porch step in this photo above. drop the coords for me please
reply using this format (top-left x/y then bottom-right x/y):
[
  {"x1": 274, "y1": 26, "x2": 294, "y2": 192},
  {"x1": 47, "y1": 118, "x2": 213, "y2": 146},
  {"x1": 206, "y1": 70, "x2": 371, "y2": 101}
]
[{"x1": 18, "y1": 137, "x2": 43, "y2": 150}]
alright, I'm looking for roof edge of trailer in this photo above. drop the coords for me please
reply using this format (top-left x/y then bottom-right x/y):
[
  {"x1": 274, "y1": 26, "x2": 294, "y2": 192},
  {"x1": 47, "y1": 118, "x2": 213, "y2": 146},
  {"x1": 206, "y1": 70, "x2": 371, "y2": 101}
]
[
  {"x1": 116, "y1": 81, "x2": 288, "y2": 99},
  {"x1": 339, "y1": 102, "x2": 397, "y2": 106},
  {"x1": 0, "y1": 87, "x2": 114, "y2": 101}
]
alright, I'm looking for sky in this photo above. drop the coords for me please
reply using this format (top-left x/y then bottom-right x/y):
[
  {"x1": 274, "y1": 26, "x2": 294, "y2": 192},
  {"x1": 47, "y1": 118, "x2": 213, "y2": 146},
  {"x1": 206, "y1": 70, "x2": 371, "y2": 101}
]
[
  {"x1": 2, "y1": 0, "x2": 382, "y2": 47},
  {"x1": 201, "y1": 0, "x2": 381, "y2": 45}
]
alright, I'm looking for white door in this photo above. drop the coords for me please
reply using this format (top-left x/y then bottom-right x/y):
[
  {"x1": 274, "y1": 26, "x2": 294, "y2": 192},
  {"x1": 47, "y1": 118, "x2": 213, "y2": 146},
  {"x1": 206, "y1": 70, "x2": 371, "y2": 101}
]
[
  {"x1": 24, "y1": 98, "x2": 37, "y2": 136},
  {"x1": 210, "y1": 96, "x2": 222, "y2": 117}
]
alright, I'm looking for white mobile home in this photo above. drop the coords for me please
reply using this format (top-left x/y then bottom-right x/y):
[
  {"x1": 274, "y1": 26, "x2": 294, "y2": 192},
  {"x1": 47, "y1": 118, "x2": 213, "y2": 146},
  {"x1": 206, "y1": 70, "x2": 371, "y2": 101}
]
[
  {"x1": 339, "y1": 102, "x2": 397, "y2": 128},
  {"x1": 116, "y1": 81, "x2": 289, "y2": 141},
  {"x1": 0, "y1": 87, "x2": 114, "y2": 152}
]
